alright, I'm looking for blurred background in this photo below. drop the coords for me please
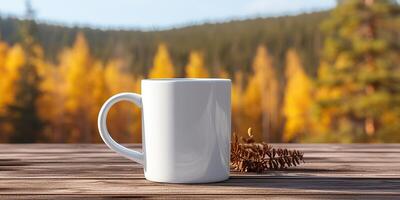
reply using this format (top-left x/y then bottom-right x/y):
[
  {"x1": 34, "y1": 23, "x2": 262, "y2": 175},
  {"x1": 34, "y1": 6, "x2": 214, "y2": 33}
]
[{"x1": 0, "y1": 0, "x2": 399, "y2": 143}]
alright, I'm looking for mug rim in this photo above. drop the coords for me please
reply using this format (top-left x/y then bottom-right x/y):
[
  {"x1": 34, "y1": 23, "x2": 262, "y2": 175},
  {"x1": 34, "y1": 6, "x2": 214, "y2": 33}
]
[{"x1": 142, "y1": 78, "x2": 230, "y2": 82}]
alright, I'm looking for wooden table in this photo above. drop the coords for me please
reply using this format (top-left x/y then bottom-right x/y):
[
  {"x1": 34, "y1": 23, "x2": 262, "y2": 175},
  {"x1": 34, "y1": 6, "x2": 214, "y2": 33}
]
[{"x1": 0, "y1": 144, "x2": 399, "y2": 199}]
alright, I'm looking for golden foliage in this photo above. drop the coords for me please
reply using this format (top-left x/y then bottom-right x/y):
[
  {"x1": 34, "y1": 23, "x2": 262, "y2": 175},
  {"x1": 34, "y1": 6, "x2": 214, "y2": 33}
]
[
  {"x1": 235, "y1": 46, "x2": 280, "y2": 142},
  {"x1": 62, "y1": 32, "x2": 93, "y2": 113},
  {"x1": 231, "y1": 71, "x2": 246, "y2": 139},
  {"x1": 89, "y1": 61, "x2": 108, "y2": 142},
  {"x1": 35, "y1": 33, "x2": 143, "y2": 143},
  {"x1": 0, "y1": 42, "x2": 10, "y2": 114},
  {"x1": 104, "y1": 60, "x2": 142, "y2": 143},
  {"x1": 37, "y1": 61, "x2": 64, "y2": 141},
  {"x1": 0, "y1": 42, "x2": 11, "y2": 141},
  {"x1": 252, "y1": 46, "x2": 280, "y2": 142},
  {"x1": 0, "y1": 44, "x2": 25, "y2": 114},
  {"x1": 217, "y1": 68, "x2": 229, "y2": 79},
  {"x1": 185, "y1": 51, "x2": 209, "y2": 78},
  {"x1": 149, "y1": 43, "x2": 175, "y2": 78},
  {"x1": 58, "y1": 33, "x2": 95, "y2": 142},
  {"x1": 242, "y1": 72, "x2": 263, "y2": 141},
  {"x1": 283, "y1": 49, "x2": 313, "y2": 142},
  {"x1": 0, "y1": 38, "x2": 338, "y2": 144},
  {"x1": 0, "y1": 41, "x2": 8, "y2": 71}
]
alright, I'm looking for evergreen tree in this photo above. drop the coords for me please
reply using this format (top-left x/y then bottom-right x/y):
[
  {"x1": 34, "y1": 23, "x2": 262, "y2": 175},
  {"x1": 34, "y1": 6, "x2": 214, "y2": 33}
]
[
  {"x1": 316, "y1": 0, "x2": 400, "y2": 142},
  {"x1": 8, "y1": 1, "x2": 44, "y2": 142}
]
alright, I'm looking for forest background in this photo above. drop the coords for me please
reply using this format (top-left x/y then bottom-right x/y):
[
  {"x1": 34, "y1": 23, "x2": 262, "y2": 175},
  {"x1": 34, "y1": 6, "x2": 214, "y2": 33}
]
[{"x1": 0, "y1": 0, "x2": 399, "y2": 143}]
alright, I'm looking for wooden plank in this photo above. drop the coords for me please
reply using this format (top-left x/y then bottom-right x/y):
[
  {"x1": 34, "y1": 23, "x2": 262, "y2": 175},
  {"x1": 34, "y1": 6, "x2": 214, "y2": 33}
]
[
  {"x1": 0, "y1": 144, "x2": 399, "y2": 198},
  {"x1": 1, "y1": 143, "x2": 400, "y2": 152},
  {"x1": 1, "y1": 153, "x2": 399, "y2": 163},
  {"x1": 0, "y1": 178, "x2": 399, "y2": 195},
  {"x1": 1, "y1": 144, "x2": 400, "y2": 179},
  {"x1": 0, "y1": 194, "x2": 399, "y2": 199},
  {"x1": 1, "y1": 162, "x2": 400, "y2": 179}
]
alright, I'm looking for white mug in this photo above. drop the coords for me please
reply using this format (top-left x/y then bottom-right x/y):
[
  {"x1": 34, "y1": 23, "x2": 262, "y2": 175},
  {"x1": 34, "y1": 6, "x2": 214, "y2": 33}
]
[{"x1": 98, "y1": 78, "x2": 231, "y2": 183}]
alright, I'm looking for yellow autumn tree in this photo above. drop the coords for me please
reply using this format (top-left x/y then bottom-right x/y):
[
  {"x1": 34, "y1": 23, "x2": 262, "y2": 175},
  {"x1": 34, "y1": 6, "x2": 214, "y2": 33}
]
[
  {"x1": 149, "y1": 43, "x2": 174, "y2": 78},
  {"x1": 0, "y1": 41, "x2": 8, "y2": 71},
  {"x1": 0, "y1": 41, "x2": 11, "y2": 115},
  {"x1": 0, "y1": 41, "x2": 7, "y2": 66},
  {"x1": 217, "y1": 68, "x2": 229, "y2": 79},
  {"x1": 252, "y1": 45, "x2": 280, "y2": 142},
  {"x1": 231, "y1": 71, "x2": 245, "y2": 138},
  {"x1": 239, "y1": 45, "x2": 280, "y2": 142},
  {"x1": 88, "y1": 61, "x2": 109, "y2": 143},
  {"x1": 0, "y1": 41, "x2": 11, "y2": 141},
  {"x1": 39, "y1": 34, "x2": 138, "y2": 143},
  {"x1": 282, "y1": 49, "x2": 313, "y2": 142},
  {"x1": 0, "y1": 44, "x2": 25, "y2": 109},
  {"x1": 26, "y1": 41, "x2": 59, "y2": 142},
  {"x1": 37, "y1": 61, "x2": 65, "y2": 142},
  {"x1": 242, "y1": 73, "x2": 263, "y2": 141},
  {"x1": 104, "y1": 60, "x2": 142, "y2": 143},
  {"x1": 185, "y1": 51, "x2": 209, "y2": 78},
  {"x1": 59, "y1": 32, "x2": 99, "y2": 142},
  {"x1": 63, "y1": 33, "x2": 92, "y2": 113}
]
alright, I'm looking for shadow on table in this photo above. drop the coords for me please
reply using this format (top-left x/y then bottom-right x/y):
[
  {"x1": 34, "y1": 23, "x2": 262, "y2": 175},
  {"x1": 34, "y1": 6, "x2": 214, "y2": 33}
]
[{"x1": 196, "y1": 168, "x2": 400, "y2": 192}]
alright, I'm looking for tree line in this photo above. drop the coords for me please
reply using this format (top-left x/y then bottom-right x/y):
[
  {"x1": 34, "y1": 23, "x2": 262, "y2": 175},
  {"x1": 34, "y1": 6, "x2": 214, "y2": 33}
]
[{"x1": 0, "y1": 11, "x2": 327, "y2": 77}]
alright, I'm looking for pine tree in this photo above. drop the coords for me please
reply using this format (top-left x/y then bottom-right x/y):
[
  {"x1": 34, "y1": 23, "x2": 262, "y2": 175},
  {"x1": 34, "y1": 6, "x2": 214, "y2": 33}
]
[
  {"x1": 283, "y1": 49, "x2": 313, "y2": 142},
  {"x1": 7, "y1": 2, "x2": 44, "y2": 142},
  {"x1": 316, "y1": 0, "x2": 400, "y2": 142},
  {"x1": 185, "y1": 51, "x2": 209, "y2": 78},
  {"x1": 149, "y1": 43, "x2": 175, "y2": 78}
]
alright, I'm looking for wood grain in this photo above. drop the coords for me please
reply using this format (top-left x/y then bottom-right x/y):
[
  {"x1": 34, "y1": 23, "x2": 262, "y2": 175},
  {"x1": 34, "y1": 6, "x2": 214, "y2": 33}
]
[{"x1": 0, "y1": 144, "x2": 399, "y2": 199}]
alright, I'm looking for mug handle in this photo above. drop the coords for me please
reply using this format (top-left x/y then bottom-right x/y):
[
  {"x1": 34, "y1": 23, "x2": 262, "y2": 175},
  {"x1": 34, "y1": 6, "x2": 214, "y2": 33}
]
[{"x1": 98, "y1": 92, "x2": 144, "y2": 165}]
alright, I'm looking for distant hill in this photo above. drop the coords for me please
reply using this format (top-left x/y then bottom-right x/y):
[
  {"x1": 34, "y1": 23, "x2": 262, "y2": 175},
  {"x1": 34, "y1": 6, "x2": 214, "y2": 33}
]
[{"x1": 0, "y1": 11, "x2": 329, "y2": 77}]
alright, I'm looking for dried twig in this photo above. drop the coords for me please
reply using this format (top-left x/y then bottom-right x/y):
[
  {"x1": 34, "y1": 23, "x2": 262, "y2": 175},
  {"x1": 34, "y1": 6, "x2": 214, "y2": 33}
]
[{"x1": 231, "y1": 128, "x2": 305, "y2": 173}]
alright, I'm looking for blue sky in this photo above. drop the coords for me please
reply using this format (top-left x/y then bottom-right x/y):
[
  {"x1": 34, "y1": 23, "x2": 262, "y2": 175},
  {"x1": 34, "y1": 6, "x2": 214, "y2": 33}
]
[{"x1": 0, "y1": 0, "x2": 336, "y2": 30}]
